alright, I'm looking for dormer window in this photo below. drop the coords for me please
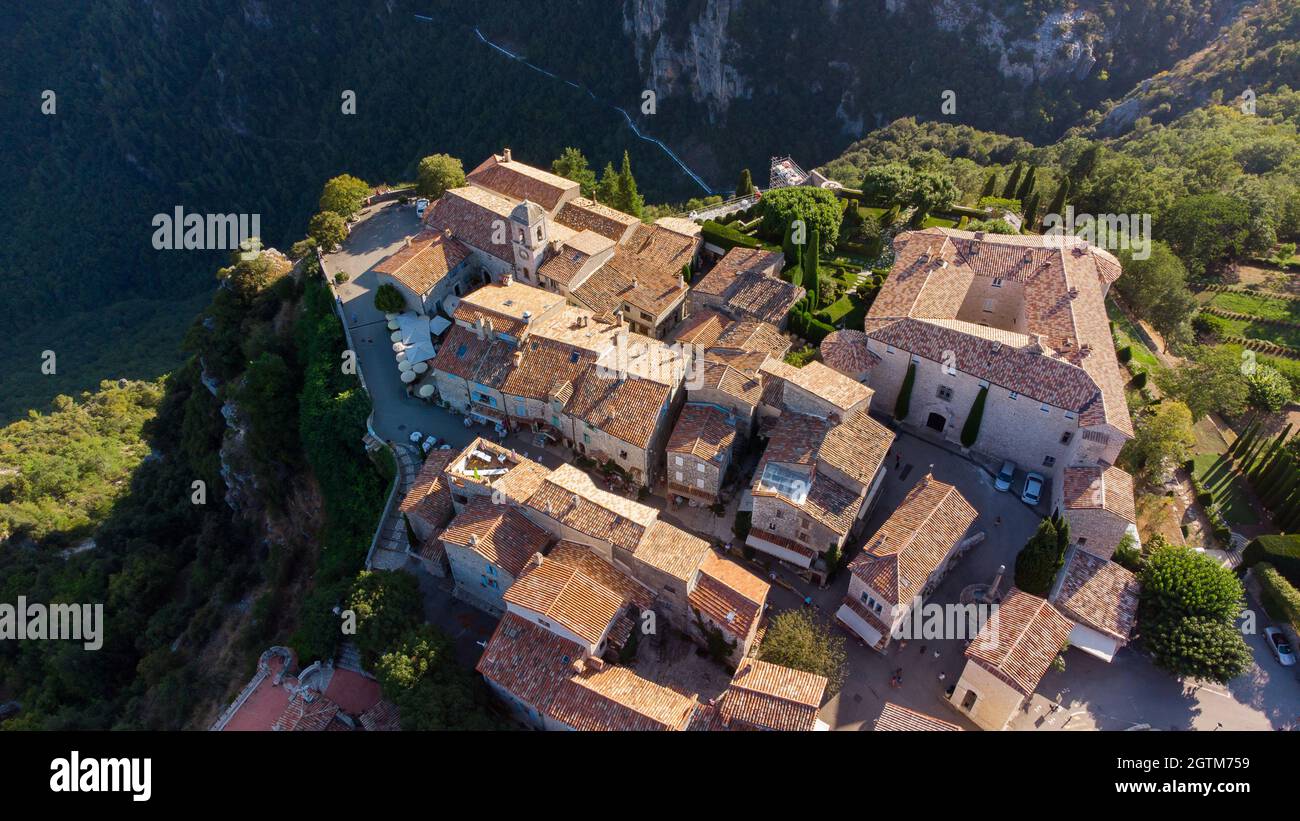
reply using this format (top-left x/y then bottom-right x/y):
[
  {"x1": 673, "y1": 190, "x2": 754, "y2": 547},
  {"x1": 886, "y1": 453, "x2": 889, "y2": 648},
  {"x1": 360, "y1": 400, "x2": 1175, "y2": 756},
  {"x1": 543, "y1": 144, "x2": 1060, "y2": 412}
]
[{"x1": 992, "y1": 277, "x2": 1003, "y2": 288}]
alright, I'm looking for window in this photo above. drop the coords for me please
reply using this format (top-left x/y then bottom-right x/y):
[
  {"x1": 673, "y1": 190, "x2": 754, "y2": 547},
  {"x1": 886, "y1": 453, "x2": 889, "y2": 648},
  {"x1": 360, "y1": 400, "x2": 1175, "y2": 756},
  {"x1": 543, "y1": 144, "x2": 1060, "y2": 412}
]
[
  {"x1": 885, "y1": 345, "x2": 895, "y2": 354},
  {"x1": 1040, "y1": 403, "x2": 1050, "y2": 414},
  {"x1": 696, "y1": 463, "x2": 705, "y2": 472},
  {"x1": 551, "y1": 416, "x2": 560, "y2": 427},
  {"x1": 516, "y1": 403, "x2": 526, "y2": 417},
  {"x1": 1009, "y1": 391, "x2": 1019, "y2": 400},
  {"x1": 674, "y1": 456, "x2": 683, "y2": 466},
  {"x1": 1043, "y1": 455, "x2": 1056, "y2": 467},
  {"x1": 1077, "y1": 537, "x2": 1088, "y2": 546},
  {"x1": 937, "y1": 385, "x2": 953, "y2": 401},
  {"x1": 486, "y1": 565, "x2": 497, "y2": 577},
  {"x1": 1060, "y1": 431, "x2": 1073, "y2": 445},
  {"x1": 481, "y1": 576, "x2": 498, "y2": 590},
  {"x1": 1064, "y1": 411, "x2": 1075, "y2": 420},
  {"x1": 675, "y1": 471, "x2": 683, "y2": 482},
  {"x1": 696, "y1": 478, "x2": 705, "y2": 489},
  {"x1": 961, "y1": 690, "x2": 978, "y2": 711},
  {"x1": 619, "y1": 450, "x2": 628, "y2": 460},
  {"x1": 982, "y1": 298, "x2": 994, "y2": 313},
  {"x1": 859, "y1": 591, "x2": 885, "y2": 615},
  {"x1": 768, "y1": 522, "x2": 777, "y2": 531},
  {"x1": 583, "y1": 433, "x2": 591, "y2": 444},
  {"x1": 991, "y1": 277, "x2": 1003, "y2": 288}
]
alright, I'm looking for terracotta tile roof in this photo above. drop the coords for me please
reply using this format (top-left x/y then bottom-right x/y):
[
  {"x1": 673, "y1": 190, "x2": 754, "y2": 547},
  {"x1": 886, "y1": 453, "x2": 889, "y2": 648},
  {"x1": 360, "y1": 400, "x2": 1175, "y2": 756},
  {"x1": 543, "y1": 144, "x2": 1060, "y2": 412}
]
[
  {"x1": 848, "y1": 474, "x2": 978, "y2": 605},
  {"x1": 525, "y1": 464, "x2": 657, "y2": 551},
  {"x1": 693, "y1": 248, "x2": 784, "y2": 297},
  {"x1": 696, "y1": 359, "x2": 764, "y2": 406},
  {"x1": 965, "y1": 589, "x2": 1074, "y2": 696},
  {"x1": 866, "y1": 228, "x2": 1133, "y2": 437},
  {"x1": 706, "y1": 348, "x2": 771, "y2": 374},
  {"x1": 1052, "y1": 549, "x2": 1140, "y2": 642},
  {"x1": 504, "y1": 554, "x2": 630, "y2": 645},
  {"x1": 546, "y1": 665, "x2": 697, "y2": 731},
  {"x1": 548, "y1": 541, "x2": 654, "y2": 609},
  {"x1": 720, "y1": 659, "x2": 827, "y2": 731},
  {"x1": 874, "y1": 702, "x2": 962, "y2": 731},
  {"x1": 726, "y1": 276, "x2": 806, "y2": 325},
  {"x1": 670, "y1": 309, "x2": 727, "y2": 348},
  {"x1": 714, "y1": 318, "x2": 791, "y2": 359},
  {"x1": 454, "y1": 280, "x2": 565, "y2": 339},
  {"x1": 1061, "y1": 465, "x2": 1137, "y2": 523},
  {"x1": 467, "y1": 152, "x2": 580, "y2": 212},
  {"x1": 358, "y1": 700, "x2": 402, "y2": 732},
  {"x1": 477, "y1": 612, "x2": 585, "y2": 709},
  {"x1": 570, "y1": 225, "x2": 694, "y2": 321},
  {"x1": 398, "y1": 450, "x2": 456, "y2": 531},
  {"x1": 441, "y1": 498, "x2": 552, "y2": 577},
  {"x1": 688, "y1": 550, "x2": 770, "y2": 638},
  {"x1": 668, "y1": 403, "x2": 737, "y2": 462},
  {"x1": 372, "y1": 231, "x2": 471, "y2": 296},
  {"x1": 499, "y1": 336, "x2": 595, "y2": 401},
  {"x1": 820, "y1": 329, "x2": 880, "y2": 376},
  {"x1": 564, "y1": 367, "x2": 670, "y2": 449},
  {"x1": 537, "y1": 241, "x2": 598, "y2": 289},
  {"x1": 423, "y1": 186, "x2": 516, "y2": 263},
  {"x1": 654, "y1": 216, "x2": 703, "y2": 238},
  {"x1": 760, "y1": 359, "x2": 873, "y2": 413},
  {"x1": 817, "y1": 408, "x2": 894, "y2": 487},
  {"x1": 273, "y1": 692, "x2": 343, "y2": 732},
  {"x1": 635, "y1": 520, "x2": 712, "y2": 583},
  {"x1": 554, "y1": 197, "x2": 640, "y2": 241},
  {"x1": 432, "y1": 324, "x2": 493, "y2": 380}
]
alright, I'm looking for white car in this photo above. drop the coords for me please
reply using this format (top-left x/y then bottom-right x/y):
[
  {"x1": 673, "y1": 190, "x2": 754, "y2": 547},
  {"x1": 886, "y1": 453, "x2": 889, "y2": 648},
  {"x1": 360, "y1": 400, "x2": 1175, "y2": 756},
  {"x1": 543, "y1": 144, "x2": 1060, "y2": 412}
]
[
  {"x1": 1021, "y1": 472, "x2": 1045, "y2": 507},
  {"x1": 415, "y1": 198, "x2": 430, "y2": 218},
  {"x1": 994, "y1": 461, "x2": 1016, "y2": 493},
  {"x1": 1264, "y1": 627, "x2": 1296, "y2": 666}
]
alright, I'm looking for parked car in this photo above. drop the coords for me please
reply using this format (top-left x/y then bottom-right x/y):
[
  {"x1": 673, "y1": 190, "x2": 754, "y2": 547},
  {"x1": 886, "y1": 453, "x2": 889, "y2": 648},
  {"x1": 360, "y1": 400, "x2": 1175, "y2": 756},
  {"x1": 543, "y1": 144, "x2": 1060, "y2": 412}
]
[
  {"x1": 1264, "y1": 627, "x2": 1296, "y2": 666},
  {"x1": 1021, "y1": 472, "x2": 1045, "y2": 507},
  {"x1": 415, "y1": 198, "x2": 430, "y2": 218},
  {"x1": 994, "y1": 461, "x2": 1016, "y2": 493}
]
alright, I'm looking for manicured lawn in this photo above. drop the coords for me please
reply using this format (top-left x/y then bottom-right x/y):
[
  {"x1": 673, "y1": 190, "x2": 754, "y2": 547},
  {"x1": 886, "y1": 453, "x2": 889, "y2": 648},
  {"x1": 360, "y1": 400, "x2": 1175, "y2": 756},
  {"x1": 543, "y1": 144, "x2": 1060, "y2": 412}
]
[
  {"x1": 1207, "y1": 290, "x2": 1300, "y2": 323},
  {"x1": 1213, "y1": 315, "x2": 1300, "y2": 349},
  {"x1": 1191, "y1": 453, "x2": 1259, "y2": 526},
  {"x1": 1106, "y1": 298, "x2": 1162, "y2": 372},
  {"x1": 818, "y1": 292, "x2": 870, "y2": 328},
  {"x1": 919, "y1": 215, "x2": 958, "y2": 228}
]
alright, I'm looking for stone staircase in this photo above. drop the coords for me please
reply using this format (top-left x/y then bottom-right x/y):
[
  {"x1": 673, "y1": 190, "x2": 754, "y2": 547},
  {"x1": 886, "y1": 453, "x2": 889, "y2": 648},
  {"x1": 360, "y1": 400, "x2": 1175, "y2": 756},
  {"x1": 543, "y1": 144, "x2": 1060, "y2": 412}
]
[{"x1": 367, "y1": 444, "x2": 422, "y2": 571}]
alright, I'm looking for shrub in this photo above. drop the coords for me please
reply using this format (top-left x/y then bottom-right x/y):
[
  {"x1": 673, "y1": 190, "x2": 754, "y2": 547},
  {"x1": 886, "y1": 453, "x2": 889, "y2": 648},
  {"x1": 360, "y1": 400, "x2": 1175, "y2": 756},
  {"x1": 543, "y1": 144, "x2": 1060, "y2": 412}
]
[
  {"x1": 1132, "y1": 370, "x2": 1148, "y2": 389},
  {"x1": 960, "y1": 386, "x2": 988, "y2": 448},
  {"x1": 1242, "y1": 534, "x2": 1300, "y2": 586},
  {"x1": 1256, "y1": 562, "x2": 1300, "y2": 631},
  {"x1": 374, "y1": 283, "x2": 406, "y2": 314},
  {"x1": 894, "y1": 362, "x2": 916, "y2": 421},
  {"x1": 701, "y1": 219, "x2": 762, "y2": 251},
  {"x1": 1117, "y1": 346, "x2": 1133, "y2": 363},
  {"x1": 1014, "y1": 518, "x2": 1066, "y2": 596},
  {"x1": 1113, "y1": 532, "x2": 1142, "y2": 571}
]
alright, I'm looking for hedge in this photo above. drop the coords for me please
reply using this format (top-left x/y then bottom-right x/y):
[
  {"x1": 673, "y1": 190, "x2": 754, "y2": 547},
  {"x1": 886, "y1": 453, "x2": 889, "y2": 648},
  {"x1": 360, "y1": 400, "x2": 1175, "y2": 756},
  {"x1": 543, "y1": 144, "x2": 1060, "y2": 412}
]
[
  {"x1": 1243, "y1": 534, "x2": 1300, "y2": 586},
  {"x1": 701, "y1": 220, "x2": 762, "y2": 250},
  {"x1": 1117, "y1": 346, "x2": 1133, "y2": 363},
  {"x1": 960, "y1": 386, "x2": 988, "y2": 447},
  {"x1": 894, "y1": 362, "x2": 916, "y2": 421},
  {"x1": 1256, "y1": 562, "x2": 1300, "y2": 631}
]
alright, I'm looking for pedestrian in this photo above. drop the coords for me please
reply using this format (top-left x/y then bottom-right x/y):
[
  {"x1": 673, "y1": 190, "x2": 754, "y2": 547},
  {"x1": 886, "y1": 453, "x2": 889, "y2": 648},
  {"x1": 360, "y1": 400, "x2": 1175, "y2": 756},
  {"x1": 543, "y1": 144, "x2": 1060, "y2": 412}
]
[
  {"x1": 994, "y1": 515, "x2": 1002, "y2": 527},
  {"x1": 894, "y1": 454, "x2": 901, "y2": 470}
]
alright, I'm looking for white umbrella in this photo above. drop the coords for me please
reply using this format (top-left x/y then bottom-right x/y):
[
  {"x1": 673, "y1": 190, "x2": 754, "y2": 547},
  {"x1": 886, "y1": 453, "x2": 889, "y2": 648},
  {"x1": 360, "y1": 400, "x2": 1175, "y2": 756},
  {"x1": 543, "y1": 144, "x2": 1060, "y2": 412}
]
[
  {"x1": 395, "y1": 351, "x2": 407, "y2": 363},
  {"x1": 418, "y1": 384, "x2": 435, "y2": 399},
  {"x1": 387, "y1": 320, "x2": 399, "y2": 330},
  {"x1": 391, "y1": 342, "x2": 405, "y2": 352},
  {"x1": 390, "y1": 330, "x2": 403, "y2": 341},
  {"x1": 385, "y1": 313, "x2": 398, "y2": 321},
  {"x1": 398, "y1": 360, "x2": 413, "y2": 372},
  {"x1": 412, "y1": 362, "x2": 428, "y2": 374},
  {"x1": 401, "y1": 370, "x2": 416, "y2": 384}
]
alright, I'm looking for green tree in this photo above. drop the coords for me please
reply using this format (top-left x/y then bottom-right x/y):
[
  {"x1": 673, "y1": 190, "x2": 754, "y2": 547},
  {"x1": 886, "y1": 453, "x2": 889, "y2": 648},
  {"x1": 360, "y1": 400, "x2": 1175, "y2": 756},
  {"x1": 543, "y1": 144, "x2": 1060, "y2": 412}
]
[
  {"x1": 374, "y1": 283, "x2": 407, "y2": 314},
  {"x1": 1046, "y1": 176, "x2": 1070, "y2": 219},
  {"x1": 908, "y1": 169, "x2": 959, "y2": 218},
  {"x1": 860, "y1": 162, "x2": 916, "y2": 206},
  {"x1": 1014, "y1": 518, "x2": 1066, "y2": 596},
  {"x1": 616, "y1": 150, "x2": 644, "y2": 217},
  {"x1": 757, "y1": 609, "x2": 846, "y2": 696},
  {"x1": 1015, "y1": 165, "x2": 1037, "y2": 202},
  {"x1": 346, "y1": 570, "x2": 423, "y2": 667},
  {"x1": 308, "y1": 211, "x2": 347, "y2": 252},
  {"x1": 1138, "y1": 538, "x2": 1251, "y2": 683},
  {"x1": 551, "y1": 147, "x2": 597, "y2": 198},
  {"x1": 802, "y1": 228, "x2": 821, "y2": 306},
  {"x1": 318, "y1": 174, "x2": 370, "y2": 218},
  {"x1": 759, "y1": 186, "x2": 844, "y2": 248},
  {"x1": 376, "y1": 624, "x2": 499, "y2": 730},
  {"x1": 1067, "y1": 144, "x2": 1102, "y2": 185},
  {"x1": 1162, "y1": 346, "x2": 1250, "y2": 421},
  {"x1": 782, "y1": 219, "x2": 803, "y2": 276},
  {"x1": 595, "y1": 162, "x2": 620, "y2": 206},
  {"x1": 960, "y1": 386, "x2": 988, "y2": 447},
  {"x1": 1115, "y1": 242, "x2": 1196, "y2": 347},
  {"x1": 1123, "y1": 401, "x2": 1196, "y2": 480},
  {"x1": 979, "y1": 170, "x2": 998, "y2": 199},
  {"x1": 1001, "y1": 163, "x2": 1023, "y2": 199},
  {"x1": 736, "y1": 168, "x2": 755, "y2": 197},
  {"x1": 1246, "y1": 364, "x2": 1293, "y2": 412},
  {"x1": 894, "y1": 362, "x2": 916, "y2": 421},
  {"x1": 1159, "y1": 193, "x2": 1252, "y2": 277},
  {"x1": 416, "y1": 153, "x2": 466, "y2": 199}
]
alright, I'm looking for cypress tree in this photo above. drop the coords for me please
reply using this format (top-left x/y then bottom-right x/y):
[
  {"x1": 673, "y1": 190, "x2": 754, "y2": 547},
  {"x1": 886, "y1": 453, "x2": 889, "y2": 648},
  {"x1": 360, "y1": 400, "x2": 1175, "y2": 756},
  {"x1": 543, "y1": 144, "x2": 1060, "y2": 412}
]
[
  {"x1": 803, "y1": 228, "x2": 821, "y2": 307},
  {"x1": 1250, "y1": 425, "x2": 1293, "y2": 483},
  {"x1": 895, "y1": 362, "x2": 916, "y2": 421},
  {"x1": 1002, "y1": 163, "x2": 1023, "y2": 199},
  {"x1": 1068, "y1": 144, "x2": 1102, "y2": 185},
  {"x1": 617, "y1": 151, "x2": 643, "y2": 217},
  {"x1": 1023, "y1": 192, "x2": 1041, "y2": 228},
  {"x1": 782, "y1": 219, "x2": 803, "y2": 272},
  {"x1": 1046, "y1": 177, "x2": 1070, "y2": 219},
  {"x1": 1015, "y1": 166, "x2": 1037, "y2": 201},
  {"x1": 736, "y1": 168, "x2": 754, "y2": 197},
  {"x1": 1264, "y1": 456, "x2": 1299, "y2": 509},
  {"x1": 980, "y1": 170, "x2": 998, "y2": 199},
  {"x1": 1230, "y1": 421, "x2": 1259, "y2": 457}
]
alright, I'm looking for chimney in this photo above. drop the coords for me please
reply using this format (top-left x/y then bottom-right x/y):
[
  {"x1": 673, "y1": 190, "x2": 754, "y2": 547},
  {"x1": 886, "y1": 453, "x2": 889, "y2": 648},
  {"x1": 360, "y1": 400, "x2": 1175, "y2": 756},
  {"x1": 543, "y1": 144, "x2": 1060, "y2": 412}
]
[
  {"x1": 530, "y1": 552, "x2": 544, "y2": 569},
  {"x1": 404, "y1": 235, "x2": 412, "y2": 248},
  {"x1": 522, "y1": 310, "x2": 532, "y2": 324},
  {"x1": 443, "y1": 227, "x2": 453, "y2": 239},
  {"x1": 502, "y1": 272, "x2": 514, "y2": 287},
  {"x1": 987, "y1": 565, "x2": 1007, "y2": 601},
  {"x1": 502, "y1": 148, "x2": 512, "y2": 163},
  {"x1": 631, "y1": 276, "x2": 638, "y2": 290},
  {"x1": 513, "y1": 351, "x2": 524, "y2": 367},
  {"x1": 584, "y1": 656, "x2": 606, "y2": 673},
  {"x1": 469, "y1": 534, "x2": 479, "y2": 547},
  {"x1": 615, "y1": 311, "x2": 624, "y2": 328}
]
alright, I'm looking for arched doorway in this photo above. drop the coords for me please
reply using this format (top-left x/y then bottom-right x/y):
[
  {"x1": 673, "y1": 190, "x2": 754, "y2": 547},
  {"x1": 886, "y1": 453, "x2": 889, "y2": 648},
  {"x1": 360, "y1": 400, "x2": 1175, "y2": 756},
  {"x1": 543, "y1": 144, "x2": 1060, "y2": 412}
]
[{"x1": 926, "y1": 412, "x2": 946, "y2": 432}]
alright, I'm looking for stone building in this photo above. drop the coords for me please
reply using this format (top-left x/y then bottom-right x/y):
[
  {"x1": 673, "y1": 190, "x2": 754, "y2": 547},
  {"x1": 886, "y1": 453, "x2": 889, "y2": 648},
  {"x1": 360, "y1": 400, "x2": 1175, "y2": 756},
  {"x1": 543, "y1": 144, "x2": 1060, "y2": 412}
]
[
  {"x1": 690, "y1": 247, "x2": 804, "y2": 329},
  {"x1": 859, "y1": 228, "x2": 1133, "y2": 481},
  {"x1": 666, "y1": 402, "x2": 738, "y2": 505},
  {"x1": 371, "y1": 230, "x2": 476, "y2": 314},
  {"x1": 1055, "y1": 464, "x2": 1139, "y2": 559}
]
